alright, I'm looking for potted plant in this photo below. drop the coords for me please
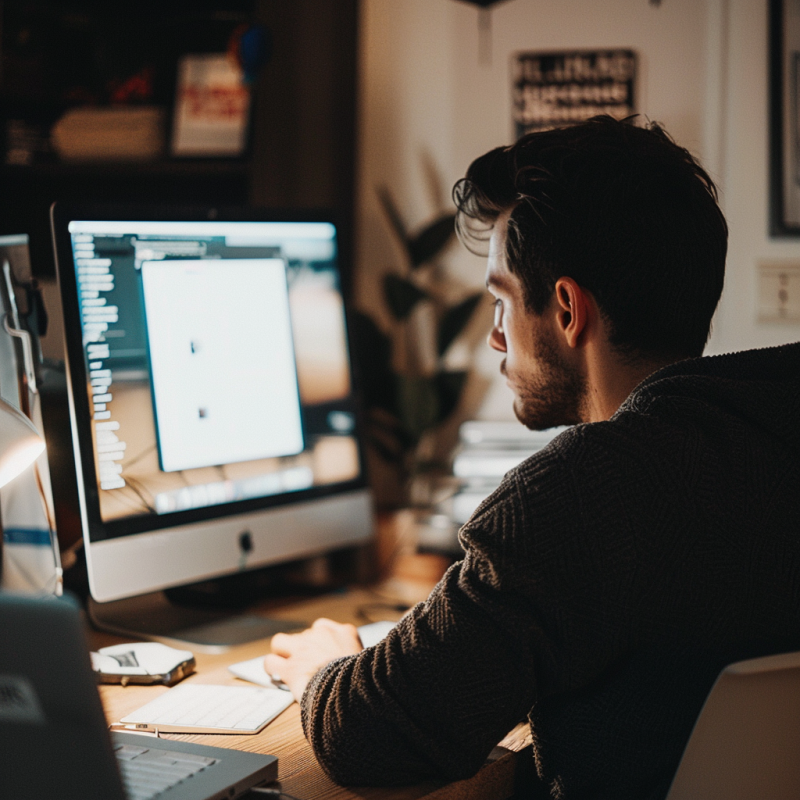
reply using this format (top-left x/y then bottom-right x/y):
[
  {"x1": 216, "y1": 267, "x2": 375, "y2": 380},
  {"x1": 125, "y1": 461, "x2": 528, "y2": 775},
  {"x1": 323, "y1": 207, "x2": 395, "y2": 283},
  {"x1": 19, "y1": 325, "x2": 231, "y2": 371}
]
[{"x1": 350, "y1": 188, "x2": 484, "y2": 508}]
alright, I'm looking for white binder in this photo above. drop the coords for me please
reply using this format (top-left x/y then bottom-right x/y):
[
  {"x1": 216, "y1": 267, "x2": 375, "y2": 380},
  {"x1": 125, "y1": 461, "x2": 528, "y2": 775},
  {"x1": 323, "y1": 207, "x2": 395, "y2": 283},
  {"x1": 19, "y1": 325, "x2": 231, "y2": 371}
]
[{"x1": 0, "y1": 234, "x2": 60, "y2": 594}]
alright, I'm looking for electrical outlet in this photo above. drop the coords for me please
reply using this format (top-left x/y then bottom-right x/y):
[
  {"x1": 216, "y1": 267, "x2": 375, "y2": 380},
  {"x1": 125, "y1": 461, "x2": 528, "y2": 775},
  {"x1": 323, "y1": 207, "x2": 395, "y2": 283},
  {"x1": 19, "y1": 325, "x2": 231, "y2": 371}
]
[{"x1": 757, "y1": 261, "x2": 800, "y2": 322}]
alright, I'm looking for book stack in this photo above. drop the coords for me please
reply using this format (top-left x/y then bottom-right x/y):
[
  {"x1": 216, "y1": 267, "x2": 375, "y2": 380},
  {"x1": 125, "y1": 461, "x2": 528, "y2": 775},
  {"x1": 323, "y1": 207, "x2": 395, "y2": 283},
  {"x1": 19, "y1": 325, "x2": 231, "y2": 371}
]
[
  {"x1": 449, "y1": 421, "x2": 568, "y2": 525},
  {"x1": 413, "y1": 421, "x2": 568, "y2": 557}
]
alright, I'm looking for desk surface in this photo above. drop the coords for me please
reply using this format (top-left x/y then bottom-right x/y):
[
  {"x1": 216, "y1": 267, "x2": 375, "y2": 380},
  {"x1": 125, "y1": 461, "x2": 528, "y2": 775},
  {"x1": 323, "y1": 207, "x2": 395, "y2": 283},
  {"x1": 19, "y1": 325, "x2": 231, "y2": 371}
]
[{"x1": 93, "y1": 578, "x2": 532, "y2": 800}]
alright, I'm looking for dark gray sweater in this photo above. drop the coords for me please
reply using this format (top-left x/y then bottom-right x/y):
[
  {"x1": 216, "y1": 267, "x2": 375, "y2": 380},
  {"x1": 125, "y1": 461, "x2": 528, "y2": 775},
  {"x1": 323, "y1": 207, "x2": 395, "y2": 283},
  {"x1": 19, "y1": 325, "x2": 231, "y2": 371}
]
[{"x1": 301, "y1": 343, "x2": 800, "y2": 799}]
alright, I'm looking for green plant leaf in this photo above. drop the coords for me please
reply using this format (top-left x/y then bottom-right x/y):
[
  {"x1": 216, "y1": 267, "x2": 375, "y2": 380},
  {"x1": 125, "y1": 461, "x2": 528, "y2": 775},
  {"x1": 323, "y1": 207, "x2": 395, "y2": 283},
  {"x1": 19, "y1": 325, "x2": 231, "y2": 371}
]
[
  {"x1": 396, "y1": 375, "x2": 440, "y2": 440},
  {"x1": 366, "y1": 428, "x2": 405, "y2": 464},
  {"x1": 435, "y1": 370, "x2": 468, "y2": 423},
  {"x1": 376, "y1": 186, "x2": 408, "y2": 245},
  {"x1": 408, "y1": 214, "x2": 456, "y2": 268},
  {"x1": 368, "y1": 408, "x2": 417, "y2": 450},
  {"x1": 348, "y1": 310, "x2": 396, "y2": 413},
  {"x1": 383, "y1": 274, "x2": 428, "y2": 320},
  {"x1": 437, "y1": 292, "x2": 483, "y2": 355}
]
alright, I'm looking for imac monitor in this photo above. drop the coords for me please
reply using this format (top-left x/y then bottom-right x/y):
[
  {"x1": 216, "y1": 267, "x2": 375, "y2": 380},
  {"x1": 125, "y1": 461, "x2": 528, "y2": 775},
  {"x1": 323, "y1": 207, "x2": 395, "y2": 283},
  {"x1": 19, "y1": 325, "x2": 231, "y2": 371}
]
[{"x1": 50, "y1": 205, "x2": 373, "y2": 646}]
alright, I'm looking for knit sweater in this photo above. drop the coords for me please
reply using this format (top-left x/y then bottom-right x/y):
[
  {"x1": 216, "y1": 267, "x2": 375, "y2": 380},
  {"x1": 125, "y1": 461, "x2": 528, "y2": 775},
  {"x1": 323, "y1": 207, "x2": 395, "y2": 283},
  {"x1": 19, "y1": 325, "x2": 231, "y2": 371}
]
[{"x1": 301, "y1": 343, "x2": 800, "y2": 799}]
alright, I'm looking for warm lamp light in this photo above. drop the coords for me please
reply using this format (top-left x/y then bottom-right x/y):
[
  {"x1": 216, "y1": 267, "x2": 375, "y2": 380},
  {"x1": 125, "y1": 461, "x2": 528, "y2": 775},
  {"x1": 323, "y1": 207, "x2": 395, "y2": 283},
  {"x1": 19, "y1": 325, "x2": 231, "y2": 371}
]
[{"x1": 0, "y1": 397, "x2": 45, "y2": 489}]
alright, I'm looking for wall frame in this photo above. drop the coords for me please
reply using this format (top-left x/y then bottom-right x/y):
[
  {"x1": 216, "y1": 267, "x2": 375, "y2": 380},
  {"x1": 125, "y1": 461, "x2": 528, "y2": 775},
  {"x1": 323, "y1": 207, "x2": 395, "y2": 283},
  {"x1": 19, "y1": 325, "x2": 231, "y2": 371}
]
[
  {"x1": 770, "y1": 0, "x2": 800, "y2": 234},
  {"x1": 512, "y1": 50, "x2": 637, "y2": 139}
]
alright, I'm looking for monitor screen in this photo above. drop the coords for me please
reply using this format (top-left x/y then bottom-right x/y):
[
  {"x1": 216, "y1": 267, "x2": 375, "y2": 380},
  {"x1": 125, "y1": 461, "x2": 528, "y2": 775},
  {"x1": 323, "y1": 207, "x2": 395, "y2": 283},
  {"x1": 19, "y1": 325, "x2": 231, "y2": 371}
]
[{"x1": 52, "y1": 207, "x2": 373, "y2": 604}]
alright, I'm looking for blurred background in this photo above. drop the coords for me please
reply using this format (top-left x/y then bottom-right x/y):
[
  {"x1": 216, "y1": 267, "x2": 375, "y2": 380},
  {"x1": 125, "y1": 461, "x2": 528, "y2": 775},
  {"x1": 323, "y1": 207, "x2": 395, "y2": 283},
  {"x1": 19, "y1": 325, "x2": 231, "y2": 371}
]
[{"x1": 0, "y1": 0, "x2": 794, "y2": 521}]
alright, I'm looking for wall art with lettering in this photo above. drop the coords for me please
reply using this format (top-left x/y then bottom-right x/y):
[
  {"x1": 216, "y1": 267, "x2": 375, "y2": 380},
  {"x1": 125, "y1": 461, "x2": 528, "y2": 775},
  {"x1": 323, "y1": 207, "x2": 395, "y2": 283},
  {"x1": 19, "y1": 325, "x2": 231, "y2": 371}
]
[{"x1": 513, "y1": 50, "x2": 636, "y2": 138}]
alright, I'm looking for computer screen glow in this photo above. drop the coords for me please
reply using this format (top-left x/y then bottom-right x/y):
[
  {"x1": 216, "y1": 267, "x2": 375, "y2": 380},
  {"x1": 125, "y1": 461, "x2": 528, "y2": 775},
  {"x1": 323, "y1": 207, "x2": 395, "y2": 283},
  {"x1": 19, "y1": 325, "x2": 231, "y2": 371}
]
[{"x1": 67, "y1": 219, "x2": 361, "y2": 530}]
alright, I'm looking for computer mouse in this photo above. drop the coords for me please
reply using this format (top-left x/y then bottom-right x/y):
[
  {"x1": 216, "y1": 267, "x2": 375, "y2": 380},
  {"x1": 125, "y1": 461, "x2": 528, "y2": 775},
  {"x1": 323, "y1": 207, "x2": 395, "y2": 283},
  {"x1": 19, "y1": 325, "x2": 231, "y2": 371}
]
[{"x1": 90, "y1": 642, "x2": 196, "y2": 686}]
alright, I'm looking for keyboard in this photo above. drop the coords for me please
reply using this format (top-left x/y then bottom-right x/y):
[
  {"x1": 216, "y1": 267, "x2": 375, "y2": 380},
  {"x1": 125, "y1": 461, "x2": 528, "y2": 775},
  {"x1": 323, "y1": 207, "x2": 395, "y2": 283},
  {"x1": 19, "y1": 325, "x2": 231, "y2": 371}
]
[
  {"x1": 115, "y1": 741, "x2": 218, "y2": 800},
  {"x1": 119, "y1": 683, "x2": 294, "y2": 734}
]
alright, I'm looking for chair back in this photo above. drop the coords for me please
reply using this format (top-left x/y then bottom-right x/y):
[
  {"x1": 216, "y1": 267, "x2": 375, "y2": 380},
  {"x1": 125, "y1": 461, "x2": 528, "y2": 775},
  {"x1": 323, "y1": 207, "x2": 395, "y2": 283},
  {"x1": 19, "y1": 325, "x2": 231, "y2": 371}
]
[{"x1": 666, "y1": 650, "x2": 800, "y2": 800}]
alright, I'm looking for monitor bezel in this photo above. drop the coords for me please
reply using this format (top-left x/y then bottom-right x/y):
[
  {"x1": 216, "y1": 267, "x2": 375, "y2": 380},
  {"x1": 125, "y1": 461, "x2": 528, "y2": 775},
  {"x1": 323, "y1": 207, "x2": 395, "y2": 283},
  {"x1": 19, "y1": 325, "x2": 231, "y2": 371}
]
[{"x1": 51, "y1": 202, "x2": 371, "y2": 548}]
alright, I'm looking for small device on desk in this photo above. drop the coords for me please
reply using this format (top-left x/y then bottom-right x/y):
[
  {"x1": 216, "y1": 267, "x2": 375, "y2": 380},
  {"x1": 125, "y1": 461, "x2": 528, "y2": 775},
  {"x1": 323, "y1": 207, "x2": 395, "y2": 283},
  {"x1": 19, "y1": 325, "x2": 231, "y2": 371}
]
[
  {"x1": 91, "y1": 642, "x2": 195, "y2": 686},
  {"x1": 0, "y1": 593, "x2": 278, "y2": 800},
  {"x1": 49, "y1": 204, "x2": 375, "y2": 650}
]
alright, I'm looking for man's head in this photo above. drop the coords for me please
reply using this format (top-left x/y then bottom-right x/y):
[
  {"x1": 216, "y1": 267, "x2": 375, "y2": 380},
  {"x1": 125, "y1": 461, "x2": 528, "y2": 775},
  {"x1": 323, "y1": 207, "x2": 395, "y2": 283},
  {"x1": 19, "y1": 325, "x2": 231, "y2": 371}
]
[{"x1": 454, "y1": 116, "x2": 728, "y2": 428}]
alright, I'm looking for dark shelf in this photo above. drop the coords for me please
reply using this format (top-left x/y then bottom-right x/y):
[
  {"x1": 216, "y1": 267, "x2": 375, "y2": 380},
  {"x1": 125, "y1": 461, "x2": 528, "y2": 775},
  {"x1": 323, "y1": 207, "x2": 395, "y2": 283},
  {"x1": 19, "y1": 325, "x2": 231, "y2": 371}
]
[
  {"x1": 0, "y1": 0, "x2": 360, "y2": 283},
  {"x1": 0, "y1": 159, "x2": 251, "y2": 178},
  {"x1": 0, "y1": 158, "x2": 254, "y2": 278}
]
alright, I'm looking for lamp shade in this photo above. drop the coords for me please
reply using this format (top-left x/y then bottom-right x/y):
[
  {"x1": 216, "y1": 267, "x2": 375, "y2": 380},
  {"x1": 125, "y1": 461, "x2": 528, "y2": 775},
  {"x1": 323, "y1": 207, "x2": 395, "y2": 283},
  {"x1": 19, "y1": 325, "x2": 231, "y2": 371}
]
[{"x1": 0, "y1": 398, "x2": 45, "y2": 489}]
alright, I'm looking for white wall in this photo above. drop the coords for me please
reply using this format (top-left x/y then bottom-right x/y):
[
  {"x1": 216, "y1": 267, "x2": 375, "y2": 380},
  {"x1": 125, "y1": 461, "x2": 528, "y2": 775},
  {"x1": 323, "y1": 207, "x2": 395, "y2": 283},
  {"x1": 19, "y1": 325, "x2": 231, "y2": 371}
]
[
  {"x1": 709, "y1": 0, "x2": 800, "y2": 354},
  {"x1": 356, "y1": 0, "x2": 800, "y2": 420}
]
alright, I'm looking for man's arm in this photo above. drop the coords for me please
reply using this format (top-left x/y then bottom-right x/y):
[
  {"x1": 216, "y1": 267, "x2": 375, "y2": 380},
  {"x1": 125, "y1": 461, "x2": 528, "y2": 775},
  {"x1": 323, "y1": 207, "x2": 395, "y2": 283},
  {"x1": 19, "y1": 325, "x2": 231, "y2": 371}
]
[
  {"x1": 272, "y1": 549, "x2": 547, "y2": 786},
  {"x1": 266, "y1": 618, "x2": 363, "y2": 700},
  {"x1": 264, "y1": 444, "x2": 610, "y2": 787}
]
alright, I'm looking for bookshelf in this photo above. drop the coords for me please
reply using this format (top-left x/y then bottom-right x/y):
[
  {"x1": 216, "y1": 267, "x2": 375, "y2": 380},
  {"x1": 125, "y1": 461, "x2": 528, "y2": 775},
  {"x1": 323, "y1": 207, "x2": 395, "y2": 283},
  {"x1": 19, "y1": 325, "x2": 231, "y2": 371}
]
[{"x1": 0, "y1": 0, "x2": 359, "y2": 281}]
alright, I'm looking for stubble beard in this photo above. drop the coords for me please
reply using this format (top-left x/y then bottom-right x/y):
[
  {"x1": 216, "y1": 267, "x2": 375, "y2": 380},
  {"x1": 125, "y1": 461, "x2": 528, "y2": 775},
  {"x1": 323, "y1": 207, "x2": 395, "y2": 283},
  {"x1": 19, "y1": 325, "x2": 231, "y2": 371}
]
[{"x1": 505, "y1": 330, "x2": 587, "y2": 431}]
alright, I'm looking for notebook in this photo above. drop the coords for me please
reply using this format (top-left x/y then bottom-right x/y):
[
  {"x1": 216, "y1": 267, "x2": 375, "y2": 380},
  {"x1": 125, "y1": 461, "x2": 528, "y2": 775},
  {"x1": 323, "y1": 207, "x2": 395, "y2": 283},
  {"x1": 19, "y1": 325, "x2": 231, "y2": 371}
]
[
  {"x1": 0, "y1": 592, "x2": 277, "y2": 800},
  {"x1": 119, "y1": 682, "x2": 294, "y2": 734}
]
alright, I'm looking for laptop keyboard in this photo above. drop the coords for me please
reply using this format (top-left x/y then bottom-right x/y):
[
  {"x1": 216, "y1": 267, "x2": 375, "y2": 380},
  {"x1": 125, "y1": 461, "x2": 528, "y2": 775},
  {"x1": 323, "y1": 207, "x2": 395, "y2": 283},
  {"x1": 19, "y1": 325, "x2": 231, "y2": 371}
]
[{"x1": 115, "y1": 742, "x2": 218, "y2": 800}]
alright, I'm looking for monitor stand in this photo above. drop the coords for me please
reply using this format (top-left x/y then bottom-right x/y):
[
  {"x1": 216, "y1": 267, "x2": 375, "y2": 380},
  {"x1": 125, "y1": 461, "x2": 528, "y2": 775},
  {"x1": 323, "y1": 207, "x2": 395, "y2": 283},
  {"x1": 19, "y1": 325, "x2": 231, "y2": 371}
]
[{"x1": 87, "y1": 592, "x2": 305, "y2": 654}]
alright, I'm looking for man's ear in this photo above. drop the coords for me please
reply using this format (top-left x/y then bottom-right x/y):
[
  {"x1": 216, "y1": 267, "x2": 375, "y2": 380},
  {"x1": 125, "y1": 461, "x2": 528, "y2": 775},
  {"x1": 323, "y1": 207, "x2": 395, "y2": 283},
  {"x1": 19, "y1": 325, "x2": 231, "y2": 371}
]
[{"x1": 553, "y1": 277, "x2": 592, "y2": 349}]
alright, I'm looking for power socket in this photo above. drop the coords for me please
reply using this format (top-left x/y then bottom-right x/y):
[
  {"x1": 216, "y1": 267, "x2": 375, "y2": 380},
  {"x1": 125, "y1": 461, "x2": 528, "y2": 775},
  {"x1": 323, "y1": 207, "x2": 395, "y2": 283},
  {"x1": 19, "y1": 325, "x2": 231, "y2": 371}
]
[{"x1": 757, "y1": 261, "x2": 800, "y2": 322}]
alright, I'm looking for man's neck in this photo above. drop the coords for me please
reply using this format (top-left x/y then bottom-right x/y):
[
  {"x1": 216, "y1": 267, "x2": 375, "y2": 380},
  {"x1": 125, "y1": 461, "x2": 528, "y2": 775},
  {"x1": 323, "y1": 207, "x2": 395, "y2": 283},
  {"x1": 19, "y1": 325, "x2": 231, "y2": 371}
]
[{"x1": 580, "y1": 349, "x2": 677, "y2": 423}]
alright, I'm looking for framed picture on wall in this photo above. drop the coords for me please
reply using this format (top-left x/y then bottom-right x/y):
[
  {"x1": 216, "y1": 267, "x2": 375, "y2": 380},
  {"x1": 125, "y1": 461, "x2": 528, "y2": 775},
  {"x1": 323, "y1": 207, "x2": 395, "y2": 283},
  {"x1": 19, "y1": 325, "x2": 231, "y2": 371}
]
[
  {"x1": 770, "y1": 0, "x2": 800, "y2": 234},
  {"x1": 512, "y1": 50, "x2": 636, "y2": 139}
]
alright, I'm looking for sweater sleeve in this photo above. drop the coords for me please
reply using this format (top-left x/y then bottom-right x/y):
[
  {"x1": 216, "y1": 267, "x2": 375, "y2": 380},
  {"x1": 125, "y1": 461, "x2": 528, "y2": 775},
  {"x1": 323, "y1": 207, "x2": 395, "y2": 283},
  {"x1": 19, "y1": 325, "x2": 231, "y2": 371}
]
[{"x1": 299, "y1": 478, "x2": 561, "y2": 786}]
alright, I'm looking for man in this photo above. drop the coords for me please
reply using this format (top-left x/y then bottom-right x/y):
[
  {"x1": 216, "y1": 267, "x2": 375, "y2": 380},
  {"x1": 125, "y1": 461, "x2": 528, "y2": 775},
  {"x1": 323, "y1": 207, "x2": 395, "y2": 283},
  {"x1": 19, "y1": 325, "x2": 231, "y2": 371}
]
[{"x1": 266, "y1": 116, "x2": 800, "y2": 799}]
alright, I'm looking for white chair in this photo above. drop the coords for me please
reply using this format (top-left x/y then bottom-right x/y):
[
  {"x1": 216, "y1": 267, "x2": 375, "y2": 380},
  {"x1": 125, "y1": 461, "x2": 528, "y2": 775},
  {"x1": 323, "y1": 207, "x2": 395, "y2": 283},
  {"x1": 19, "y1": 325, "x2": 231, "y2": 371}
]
[{"x1": 666, "y1": 650, "x2": 800, "y2": 799}]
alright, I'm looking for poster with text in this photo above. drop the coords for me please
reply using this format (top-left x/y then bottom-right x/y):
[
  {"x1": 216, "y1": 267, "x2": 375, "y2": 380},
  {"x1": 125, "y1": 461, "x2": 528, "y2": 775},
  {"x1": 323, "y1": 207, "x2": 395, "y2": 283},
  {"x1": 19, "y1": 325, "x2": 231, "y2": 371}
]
[{"x1": 513, "y1": 50, "x2": 636, "y2": 138}]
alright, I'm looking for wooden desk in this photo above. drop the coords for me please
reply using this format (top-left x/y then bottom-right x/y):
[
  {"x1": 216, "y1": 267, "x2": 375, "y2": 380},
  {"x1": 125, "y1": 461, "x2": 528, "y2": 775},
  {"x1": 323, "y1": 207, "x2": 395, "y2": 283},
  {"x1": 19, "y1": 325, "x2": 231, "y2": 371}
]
[{"x1": 93, "y1": 580, "x2": 532, "y2": 800}]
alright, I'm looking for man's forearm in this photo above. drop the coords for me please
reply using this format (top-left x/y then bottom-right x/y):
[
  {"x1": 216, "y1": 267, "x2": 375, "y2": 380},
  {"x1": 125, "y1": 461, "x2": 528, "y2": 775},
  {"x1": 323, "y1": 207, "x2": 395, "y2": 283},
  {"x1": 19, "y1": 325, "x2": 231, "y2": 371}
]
[{"x1": 298, "y1": 565, "x2": 541, "y2": 786}]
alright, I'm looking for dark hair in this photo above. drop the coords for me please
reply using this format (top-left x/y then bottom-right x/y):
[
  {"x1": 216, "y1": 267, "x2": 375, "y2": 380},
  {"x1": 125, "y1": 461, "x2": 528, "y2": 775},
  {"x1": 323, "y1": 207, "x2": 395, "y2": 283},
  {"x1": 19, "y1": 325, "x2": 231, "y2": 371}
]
[{"x1": 453, "y1": 116, "x2": 728, "y2": 361}]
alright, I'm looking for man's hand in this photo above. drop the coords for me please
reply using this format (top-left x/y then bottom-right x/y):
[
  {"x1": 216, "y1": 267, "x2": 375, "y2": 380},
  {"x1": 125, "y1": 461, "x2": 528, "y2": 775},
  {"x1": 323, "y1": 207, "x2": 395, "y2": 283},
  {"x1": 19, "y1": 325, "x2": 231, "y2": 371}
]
[{"x1": 265, "y1": 618, "x2": 363, "y2": 702}]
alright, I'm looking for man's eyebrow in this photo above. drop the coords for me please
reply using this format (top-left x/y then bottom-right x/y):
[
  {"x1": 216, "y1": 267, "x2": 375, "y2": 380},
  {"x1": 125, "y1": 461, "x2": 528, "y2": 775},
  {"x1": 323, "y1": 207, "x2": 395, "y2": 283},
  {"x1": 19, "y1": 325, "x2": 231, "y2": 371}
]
[{"x1": 486, "y1": 273, "x2": 510, "y2": 290}]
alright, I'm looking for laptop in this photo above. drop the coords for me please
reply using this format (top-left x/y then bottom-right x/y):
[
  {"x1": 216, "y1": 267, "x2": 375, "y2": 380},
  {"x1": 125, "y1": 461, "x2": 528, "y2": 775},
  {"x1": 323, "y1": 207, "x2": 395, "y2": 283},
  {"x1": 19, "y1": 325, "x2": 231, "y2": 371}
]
[{"x1": 0, "y1": 592, "x2": 278, "y2": 800}]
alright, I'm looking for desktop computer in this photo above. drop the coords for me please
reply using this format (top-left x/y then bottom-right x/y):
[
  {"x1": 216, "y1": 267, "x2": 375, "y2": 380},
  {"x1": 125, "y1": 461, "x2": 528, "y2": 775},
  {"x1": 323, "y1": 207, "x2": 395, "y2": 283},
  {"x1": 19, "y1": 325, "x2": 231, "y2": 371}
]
[{"x1": 50, "y1": 204, "x2": 373, "y2": 649}]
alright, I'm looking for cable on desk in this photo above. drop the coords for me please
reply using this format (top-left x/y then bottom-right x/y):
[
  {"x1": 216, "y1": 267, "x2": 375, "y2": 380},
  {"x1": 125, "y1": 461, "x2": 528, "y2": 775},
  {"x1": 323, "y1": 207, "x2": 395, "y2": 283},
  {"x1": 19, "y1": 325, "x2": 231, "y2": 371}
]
[
  {"x1": 249, "y1": 787, "x2": 303, "y2": 800},
  {"x1": 355, "y1": 601, "x2": 410, "y2": 624}
]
